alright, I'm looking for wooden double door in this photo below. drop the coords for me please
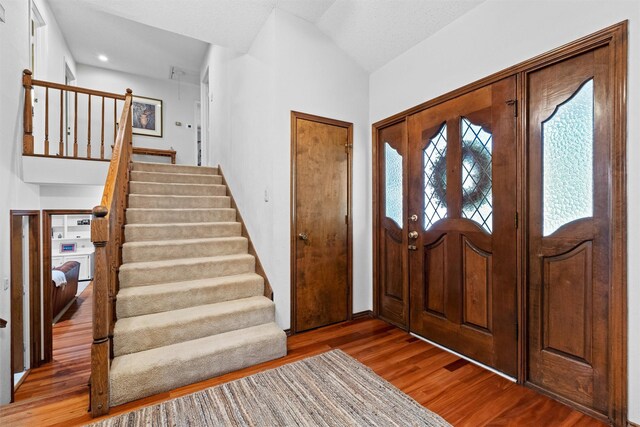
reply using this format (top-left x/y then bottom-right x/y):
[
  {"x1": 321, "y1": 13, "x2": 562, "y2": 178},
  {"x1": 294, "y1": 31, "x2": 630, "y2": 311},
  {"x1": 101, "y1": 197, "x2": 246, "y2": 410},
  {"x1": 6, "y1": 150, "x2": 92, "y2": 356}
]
[
  {"x1": 378, "y1": 77, "x2": 518, "y2": 376},
  {"x1": 376, "y1": 36, "x2": 622, "y2": 420}
]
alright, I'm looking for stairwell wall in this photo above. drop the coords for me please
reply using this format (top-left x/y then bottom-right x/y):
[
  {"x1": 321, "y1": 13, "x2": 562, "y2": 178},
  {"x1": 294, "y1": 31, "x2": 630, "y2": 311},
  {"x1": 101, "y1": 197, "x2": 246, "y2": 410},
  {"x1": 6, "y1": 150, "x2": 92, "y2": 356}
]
[
  {"x1": 76, "y1": 64, "x2": 201, "y2": 165},
  {"x1": 201, "y1": 9, "x2": 371, "y2": 329}
]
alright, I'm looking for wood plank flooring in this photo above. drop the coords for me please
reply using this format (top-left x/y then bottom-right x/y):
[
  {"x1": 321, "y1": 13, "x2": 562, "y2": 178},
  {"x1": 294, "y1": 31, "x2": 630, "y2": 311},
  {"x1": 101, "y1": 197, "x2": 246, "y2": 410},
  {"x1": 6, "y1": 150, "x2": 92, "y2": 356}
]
[{"x1": 0, "y1": 283, "x2": 604, "y2": 426}]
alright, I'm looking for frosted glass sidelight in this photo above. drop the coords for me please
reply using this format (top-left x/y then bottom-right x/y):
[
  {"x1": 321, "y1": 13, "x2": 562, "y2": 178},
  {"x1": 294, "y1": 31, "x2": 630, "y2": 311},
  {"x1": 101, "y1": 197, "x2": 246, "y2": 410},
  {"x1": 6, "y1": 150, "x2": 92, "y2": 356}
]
[
  {"x1": 461, "y1": 118, "x2": 493, "y2": 233},
  {"x1": 542, "y1": 79, "x2": 594, "y2": 236},
  {"x1": 424, "y1": 123, "x2": 448, "y2": 230},
  {"x1": 384, "y1": 142, "x2": 403, "y2": 228}
]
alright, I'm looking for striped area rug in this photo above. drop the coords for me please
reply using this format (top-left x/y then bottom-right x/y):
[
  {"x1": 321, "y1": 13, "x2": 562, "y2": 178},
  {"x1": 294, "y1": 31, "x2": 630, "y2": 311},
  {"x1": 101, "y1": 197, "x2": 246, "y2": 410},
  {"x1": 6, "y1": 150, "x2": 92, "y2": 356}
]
[{"x1": 90, "y1": 349, "x2": 450, "y2": 426}]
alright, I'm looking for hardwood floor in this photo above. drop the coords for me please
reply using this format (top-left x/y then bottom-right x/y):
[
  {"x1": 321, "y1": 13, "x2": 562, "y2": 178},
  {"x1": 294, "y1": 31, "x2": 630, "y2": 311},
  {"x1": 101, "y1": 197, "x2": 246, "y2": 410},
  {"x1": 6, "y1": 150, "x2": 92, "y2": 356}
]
[{"x1": 0, "y1": 283, "x2": 604, "y2": 427}]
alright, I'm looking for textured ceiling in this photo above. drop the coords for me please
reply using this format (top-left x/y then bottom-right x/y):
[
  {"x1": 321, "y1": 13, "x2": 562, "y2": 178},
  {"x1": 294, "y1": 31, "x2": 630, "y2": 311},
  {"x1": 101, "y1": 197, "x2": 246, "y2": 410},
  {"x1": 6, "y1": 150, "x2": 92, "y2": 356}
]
[
  {"x1": 47, "y1": 0, "x2": 484, "y2": 80},
  {"x1": 316, "y1": 0, "x2": 484, "y2": 71}
]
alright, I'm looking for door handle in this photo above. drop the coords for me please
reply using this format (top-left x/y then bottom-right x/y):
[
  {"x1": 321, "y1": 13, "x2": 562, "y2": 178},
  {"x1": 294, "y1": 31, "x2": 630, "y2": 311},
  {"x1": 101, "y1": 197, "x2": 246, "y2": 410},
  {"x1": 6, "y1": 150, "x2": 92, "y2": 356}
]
[
  {"x1": 408, "y1": 231, "x2": 419, "y2": 239},
  {"x1": 298, "y1": 233, "x2": 309, "y2": 242}
]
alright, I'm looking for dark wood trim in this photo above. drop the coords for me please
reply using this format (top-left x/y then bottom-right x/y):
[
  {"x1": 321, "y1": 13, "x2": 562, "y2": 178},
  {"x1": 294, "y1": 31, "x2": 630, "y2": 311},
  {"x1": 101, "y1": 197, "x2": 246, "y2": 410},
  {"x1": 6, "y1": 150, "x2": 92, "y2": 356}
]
[
  {"x1": 22, "y1": 153, "x2": 111, "y2": 163},
  {"x1": 371, "y1": 21, "x2": 627, "y2": 425},
  {"x1": 290, "y1": 111, "x2": 354, "y2": 334},
  {"x1": 352, "y1": 310, "x2": 373, "y2": 320},
  {"x1": 217, "y1": 167, "x2": 274, "y2": 300},
  {"x1": 42, "y1": 209, "x2": 92, "y2": 363},
  {"x1": 9, "y1": 210, "x2": 40, "y2": 403}
]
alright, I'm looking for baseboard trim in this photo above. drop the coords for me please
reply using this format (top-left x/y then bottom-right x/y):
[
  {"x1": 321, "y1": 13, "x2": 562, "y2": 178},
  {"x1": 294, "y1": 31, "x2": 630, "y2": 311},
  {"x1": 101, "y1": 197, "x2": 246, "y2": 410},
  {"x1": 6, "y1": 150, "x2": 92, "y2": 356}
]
[{"x1": 352, "y1": 310, "x2": 373, "y2": 320}]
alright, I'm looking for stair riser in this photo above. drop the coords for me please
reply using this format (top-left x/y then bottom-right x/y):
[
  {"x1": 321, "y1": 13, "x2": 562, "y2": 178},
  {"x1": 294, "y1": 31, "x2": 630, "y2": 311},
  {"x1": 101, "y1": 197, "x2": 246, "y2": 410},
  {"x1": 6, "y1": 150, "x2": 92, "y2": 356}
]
[
  {"x1": 126, "y1": 209, "x2": 236, "y2": 225},
  {"x1": 131, "y1": 171, "x2": 222, "y2": 185},
  {"x1": 119, "y1": 257, "x2": 255, "y2": 288},
  {"x1": 113, "y1": 303, "x2": 275, "y2": 356},
  {"x1": 132, "y1": 162, "x2": 218, "y2": 175},
  {"x1": 130, "y1": 182, "x2": 226, "y2": 196},
  {"x1": 128, "y1": 195, "x2": 231, "y2": 209},
  {"x1": 117, "y1": 277, "x2": 264, "y2": 318},
  {"x1": 125, "y1": 223, "x2": 241, "y2": 242},
  {"x1": 109, "y1": 327, "x2": 286, "y2": 407},
  {"x1": 122, "y1": 239, "x2": 248, "y2": 263}
]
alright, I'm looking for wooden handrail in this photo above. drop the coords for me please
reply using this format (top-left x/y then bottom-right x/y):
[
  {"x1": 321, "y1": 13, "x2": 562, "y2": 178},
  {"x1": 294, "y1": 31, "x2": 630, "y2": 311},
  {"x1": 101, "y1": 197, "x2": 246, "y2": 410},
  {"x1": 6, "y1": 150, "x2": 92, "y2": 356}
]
[
  {"x1": 22, "y1": 69, "x2": 125, "y2": 160},
  {"x1": 30, "y1": 78, "x2": 126, "y2": 100},
  {"x1": 90, "y1": 88, "x2": 133, "y2": 417}
]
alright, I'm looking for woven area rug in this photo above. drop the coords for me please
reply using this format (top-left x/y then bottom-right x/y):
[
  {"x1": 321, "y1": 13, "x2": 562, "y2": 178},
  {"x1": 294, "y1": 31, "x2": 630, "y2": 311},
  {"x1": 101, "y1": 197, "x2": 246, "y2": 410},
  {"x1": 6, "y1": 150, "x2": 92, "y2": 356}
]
[{"x1": 89, "y1": 349, "x2": 450, "y2": 426}]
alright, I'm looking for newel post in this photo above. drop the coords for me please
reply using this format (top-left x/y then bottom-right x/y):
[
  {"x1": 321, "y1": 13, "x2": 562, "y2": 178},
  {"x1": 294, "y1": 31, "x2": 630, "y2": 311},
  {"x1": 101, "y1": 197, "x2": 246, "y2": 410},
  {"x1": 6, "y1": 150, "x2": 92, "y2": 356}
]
[
  {"x1": 90, "y1": 205, "x2": 110, "y2": 416},
  {"x1": 22, "y1": 70, "x2": 34, "y2": 155}
]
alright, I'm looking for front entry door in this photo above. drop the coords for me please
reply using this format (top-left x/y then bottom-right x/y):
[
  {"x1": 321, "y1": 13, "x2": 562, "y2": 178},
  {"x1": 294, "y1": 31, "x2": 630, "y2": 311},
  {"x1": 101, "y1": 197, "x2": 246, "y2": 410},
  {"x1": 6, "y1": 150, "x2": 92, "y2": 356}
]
[
  {"x1": 292, "y1": 112, "x2": 352, "y2": 333},
  {"x1": 407, "y1": 77, "x2": 518, "y2": 376}
]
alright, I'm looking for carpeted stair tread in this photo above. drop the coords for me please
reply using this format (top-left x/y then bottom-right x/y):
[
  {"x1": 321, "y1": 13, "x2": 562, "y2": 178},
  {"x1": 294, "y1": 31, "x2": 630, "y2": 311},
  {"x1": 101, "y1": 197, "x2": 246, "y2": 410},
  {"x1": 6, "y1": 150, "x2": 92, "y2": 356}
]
[
  {"x1": 129, "y1": 181, "x2": 226, "y2": 196},
  {"x1": 119, "y1": 254, "x2": 255, "y2": 288},
  {"x1": 125, "y1": 221, "x2": 242, "y2": 242},
  {"x1": 113, "y1": 296, "x2": 275, "y2": 357},
  {"x1": 132, "y1": 162, "x2": 218, "y2": 175},
  {"x1": 116, "y1": 273, "x2": 264, "y2": 318},
  {"x1": 126, "y1": 208, "x2": 237, "y2": 224},
  {"x1": 130, "y1": 170, "x2": 222, "y2": 185},
  {"x1": 110, "y1": 322, "x2": 286, "y2": 406},
  {"x1": 128, "y1": 194, "x2": 231, "y2": 209},
  {"x1": 123, "y1": 236, "x2": 248, "y2": 263}
]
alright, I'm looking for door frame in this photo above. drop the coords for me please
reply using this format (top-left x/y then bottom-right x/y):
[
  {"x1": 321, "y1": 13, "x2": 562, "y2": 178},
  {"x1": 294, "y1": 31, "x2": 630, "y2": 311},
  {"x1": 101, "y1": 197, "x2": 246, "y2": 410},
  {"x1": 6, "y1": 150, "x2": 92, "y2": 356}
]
[
  {"x1": 290, "y1": 111, "x2": 353, "y2": 334},
  {"x1": 372, "y1": 22, "x2": 627, "y2": 425},
  {"x1": 9, "y1": 210, "x2": 41, "y2": 402},
  {"x1": 42, "y1": 209, "x2": 92, "y2": 362}
]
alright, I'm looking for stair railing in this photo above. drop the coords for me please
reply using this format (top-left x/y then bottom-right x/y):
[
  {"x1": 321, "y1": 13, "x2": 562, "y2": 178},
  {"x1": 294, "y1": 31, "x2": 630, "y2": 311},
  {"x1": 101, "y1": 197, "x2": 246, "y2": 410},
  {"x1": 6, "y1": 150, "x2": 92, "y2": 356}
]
[
  {"x1": 90, "y1": 88, "x2": 133, "y2": 417},
  {"x1": 22, "y1": 69, "x2": 126, "y2": 160}
]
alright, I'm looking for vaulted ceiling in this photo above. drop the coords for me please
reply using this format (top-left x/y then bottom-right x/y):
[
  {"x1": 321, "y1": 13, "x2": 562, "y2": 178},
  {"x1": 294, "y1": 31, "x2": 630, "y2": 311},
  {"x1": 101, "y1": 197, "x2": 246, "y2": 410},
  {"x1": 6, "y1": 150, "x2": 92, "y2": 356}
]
[{"x1": 47, "y1": 0, "x2": 483, "y2": 81}]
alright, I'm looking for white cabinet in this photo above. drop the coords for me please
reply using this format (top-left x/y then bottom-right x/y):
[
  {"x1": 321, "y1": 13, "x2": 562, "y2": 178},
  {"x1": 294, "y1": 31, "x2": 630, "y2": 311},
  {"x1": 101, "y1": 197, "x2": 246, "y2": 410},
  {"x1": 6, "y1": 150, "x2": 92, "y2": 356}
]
[{"x1": 52, "y1": 253, "x2": 94, "y2": 281}]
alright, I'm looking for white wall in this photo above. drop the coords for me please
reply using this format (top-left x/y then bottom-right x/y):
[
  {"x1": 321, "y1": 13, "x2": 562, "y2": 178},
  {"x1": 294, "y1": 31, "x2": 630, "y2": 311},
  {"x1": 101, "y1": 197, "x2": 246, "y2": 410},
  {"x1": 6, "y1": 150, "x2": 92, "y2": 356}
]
[
  {"x1": 201, "y1": 9, "x2": 370, "y2": 328},
  {"x1": 39, "y1": 185, "x2": 103, "y2": 210},
  {"x1": 369, "y1": 0, "x2": 640, "y2": 422},
  {"x1": 31, "y1": 0, "x2": 77, "y2": 156},
  {"x1": 77, "y1": 64, "x2": 200, "y2": 165},
  {"x1": 0, "y1": 0, "x2": 43, "y2": 405}
]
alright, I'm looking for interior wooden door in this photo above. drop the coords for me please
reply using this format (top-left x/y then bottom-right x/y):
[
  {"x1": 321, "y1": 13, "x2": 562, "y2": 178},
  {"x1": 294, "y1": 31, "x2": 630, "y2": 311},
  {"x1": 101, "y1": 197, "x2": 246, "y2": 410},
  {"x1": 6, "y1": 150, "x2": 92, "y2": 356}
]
[
  {"x1": 376, "y1": 121, "x2": 409, "y2": 328},
  {"x1": 407, "y1": 77, "x2": 518, "y2": 376},
  {"x1": 292, "y1": 112, "x2": 352, "y2": 333},
  {"x1": 526, "y1": 47, "x2": 611, "y2": 414}
]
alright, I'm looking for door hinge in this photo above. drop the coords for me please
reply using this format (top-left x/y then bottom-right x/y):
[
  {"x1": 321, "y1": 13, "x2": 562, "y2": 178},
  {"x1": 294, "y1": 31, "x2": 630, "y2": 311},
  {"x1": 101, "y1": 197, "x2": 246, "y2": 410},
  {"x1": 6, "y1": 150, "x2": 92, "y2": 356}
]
[
  {"x1": 514, "y1": 212, "x2": 519, "y2": 229},
  {"x1": 344, "y1": 143, "x2": 352, "y2": 153},
  {"x1": 506, "y1": 99, "x2": 518, "y2": 117}
]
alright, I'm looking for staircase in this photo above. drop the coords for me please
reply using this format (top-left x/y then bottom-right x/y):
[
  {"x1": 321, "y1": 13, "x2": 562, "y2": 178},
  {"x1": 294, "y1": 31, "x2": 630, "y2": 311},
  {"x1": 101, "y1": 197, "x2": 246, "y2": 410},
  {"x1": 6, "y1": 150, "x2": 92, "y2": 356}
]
[{"x1": 109, "y1": 162, "x2": 287, "y2": 407}]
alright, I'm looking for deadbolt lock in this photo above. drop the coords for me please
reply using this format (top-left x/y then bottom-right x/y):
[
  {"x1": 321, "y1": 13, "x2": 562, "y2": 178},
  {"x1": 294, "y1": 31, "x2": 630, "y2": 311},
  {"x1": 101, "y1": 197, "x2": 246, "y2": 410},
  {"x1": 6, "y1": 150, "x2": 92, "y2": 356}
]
[
  {"x1": 408, "y1": 245, "x2": 417, "y2": 251},
  {"x1": 409, "y1": 214, "x2": 418, "y2": 222},
  {"x1": 408, "y1": 231, "x2": 418, "y2": 239}
]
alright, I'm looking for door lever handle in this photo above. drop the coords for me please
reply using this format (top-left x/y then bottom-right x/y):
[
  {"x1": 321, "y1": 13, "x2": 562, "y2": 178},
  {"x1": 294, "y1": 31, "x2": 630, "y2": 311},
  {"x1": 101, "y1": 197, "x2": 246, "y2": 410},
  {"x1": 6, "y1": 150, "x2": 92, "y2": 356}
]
[
  {"x1": 298, "y1": 233, "x2": 309, "y2": 242},
  {"x1": 408, "y1": 231, "x2": 419, "y2": 239}
]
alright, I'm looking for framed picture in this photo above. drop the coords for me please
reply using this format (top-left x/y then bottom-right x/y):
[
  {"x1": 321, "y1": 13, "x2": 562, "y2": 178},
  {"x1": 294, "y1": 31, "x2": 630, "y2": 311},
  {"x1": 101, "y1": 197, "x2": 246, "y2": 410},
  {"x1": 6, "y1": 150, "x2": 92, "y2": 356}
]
[
  {"x1": 60, "y1": 243, "x2": 76, "y2": 253},
  {"x1": 132, "y1": 96, "x2": 163, "y2": 137}
]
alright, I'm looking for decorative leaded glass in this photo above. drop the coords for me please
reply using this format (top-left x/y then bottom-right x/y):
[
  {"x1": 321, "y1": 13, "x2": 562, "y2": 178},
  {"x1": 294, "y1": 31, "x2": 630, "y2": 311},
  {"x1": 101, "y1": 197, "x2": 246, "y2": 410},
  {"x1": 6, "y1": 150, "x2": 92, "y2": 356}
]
[
  {"x1": 423, "y1": 123, "x2": 448, "y2": 230},
  {"x1": 542, "y1": 79, "x2": 594, "y2": 236},
  {"x1": 384, "y1": 142, "x2": 403, "y2": 227},
  {"x1": 461, "y1": 118, "x2": 493, "y2": 233}
]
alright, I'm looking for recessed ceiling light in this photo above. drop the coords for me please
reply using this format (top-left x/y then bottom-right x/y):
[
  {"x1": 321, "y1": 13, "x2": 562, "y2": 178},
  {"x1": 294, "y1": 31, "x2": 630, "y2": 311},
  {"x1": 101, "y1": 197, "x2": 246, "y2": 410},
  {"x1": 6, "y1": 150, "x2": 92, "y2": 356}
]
[{"x1": 98, "y1": 54, "x2": 108, "y2": 62}]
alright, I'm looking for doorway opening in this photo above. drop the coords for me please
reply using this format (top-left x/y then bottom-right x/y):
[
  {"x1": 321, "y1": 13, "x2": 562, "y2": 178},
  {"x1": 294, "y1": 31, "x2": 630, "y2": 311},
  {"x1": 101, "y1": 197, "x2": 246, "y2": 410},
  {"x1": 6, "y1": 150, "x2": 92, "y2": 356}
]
[
  {"x1": 9, "y1": 210, "x2": 41, "y2": 402},
  {"x1": 64, "y1": 61, "x2": 76, "y2": 156},
  {"x1": 201, "y1": 68, "x2": 210, "y2": 167},
  {"x1": 42, "y1": 210, "x2": 94, "y2": 362}
]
